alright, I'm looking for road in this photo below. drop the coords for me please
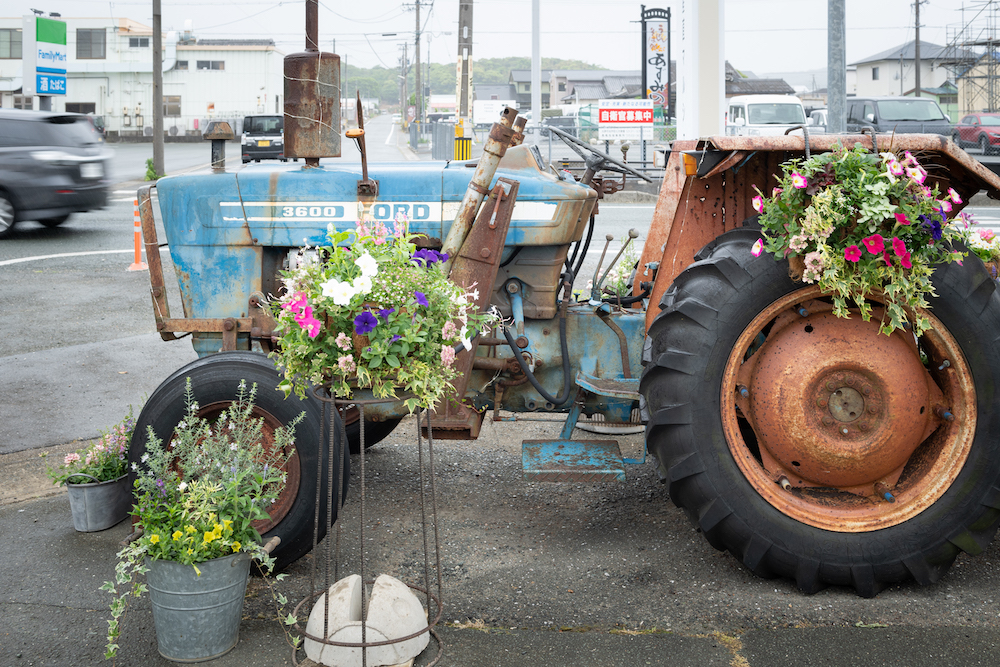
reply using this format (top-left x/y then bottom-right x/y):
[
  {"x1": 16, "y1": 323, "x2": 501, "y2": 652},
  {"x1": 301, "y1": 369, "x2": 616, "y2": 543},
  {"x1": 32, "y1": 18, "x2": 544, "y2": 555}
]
[{"x1": 4, "y1": 120, "x2": 1000, "y2": 665}]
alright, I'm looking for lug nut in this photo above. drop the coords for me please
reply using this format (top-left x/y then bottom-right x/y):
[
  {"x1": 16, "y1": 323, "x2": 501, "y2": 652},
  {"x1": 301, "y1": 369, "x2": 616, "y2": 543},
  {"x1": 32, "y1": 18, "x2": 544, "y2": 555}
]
[
  {"x1": 797, "y1": 307, "x2": 809, "y2": 317},
  {"x1": 939, "y1": 359, "x2": 951, "y2": 371},
  {"x1": 738, "y1": 385, "x2": 749, "y2": 398}
]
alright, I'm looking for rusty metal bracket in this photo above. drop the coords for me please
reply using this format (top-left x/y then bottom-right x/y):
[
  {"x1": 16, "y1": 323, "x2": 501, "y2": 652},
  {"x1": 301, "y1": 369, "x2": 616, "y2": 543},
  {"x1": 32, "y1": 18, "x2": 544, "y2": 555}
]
[{"x1": 348, "y1": 91, "x2": 379, "y2": 198}]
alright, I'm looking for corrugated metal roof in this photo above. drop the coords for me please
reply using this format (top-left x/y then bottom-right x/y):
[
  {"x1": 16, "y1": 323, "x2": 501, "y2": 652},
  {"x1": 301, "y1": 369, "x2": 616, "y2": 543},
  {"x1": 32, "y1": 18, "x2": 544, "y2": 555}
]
[
  {"x1": 567, "y1": 83, "x2": 609, "y2": 100},
  {"x1": 727, "y1": 78, "x2": 796, "y2": 95},
  {"x1": 603, "y1": 76, "x2": 642, "y2": 97}
]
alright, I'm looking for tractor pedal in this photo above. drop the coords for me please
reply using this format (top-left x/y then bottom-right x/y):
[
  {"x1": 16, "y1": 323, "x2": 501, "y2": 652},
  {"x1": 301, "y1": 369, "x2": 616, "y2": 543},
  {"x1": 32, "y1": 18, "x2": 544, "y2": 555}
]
[
  {"x1": 521, "y1": 439, "x2": 625, "y2": 482},
  {"x1": 575, "y1": 371, "x2": 640, "y2": 400}
]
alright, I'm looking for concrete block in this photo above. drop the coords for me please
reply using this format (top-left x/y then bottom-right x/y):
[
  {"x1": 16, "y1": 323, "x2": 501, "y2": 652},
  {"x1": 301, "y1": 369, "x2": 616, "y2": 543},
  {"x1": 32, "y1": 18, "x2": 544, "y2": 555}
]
[{"x1": 304, "y1": 573, "x2": 429, "y2": 667}]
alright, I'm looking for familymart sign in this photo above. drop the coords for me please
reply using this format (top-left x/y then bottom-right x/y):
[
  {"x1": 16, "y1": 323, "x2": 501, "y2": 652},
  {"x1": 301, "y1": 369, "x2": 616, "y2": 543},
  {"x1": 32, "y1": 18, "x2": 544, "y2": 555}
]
[{"x1": 22, "y1": 15, "x2": 67, "y2": 96}]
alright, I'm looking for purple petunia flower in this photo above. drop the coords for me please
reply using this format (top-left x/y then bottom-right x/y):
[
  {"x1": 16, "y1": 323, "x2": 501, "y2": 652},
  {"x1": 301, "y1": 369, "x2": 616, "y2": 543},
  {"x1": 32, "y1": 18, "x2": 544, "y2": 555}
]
[
  {"x1": 411, "y1": 248, "x2": 451, "y2": 267},
  {"x1": 391, "y1": 334, "x2": 402, "y2": 343},
  {"x1": 377, "y1": 307, "x2": 395, "y2": 322},
  {"x1": 414, "y1": 291, "x2": 429, "y2": 307},
  {"x1": 354, "y1": 311, "x2": 378, "y2": 335}
]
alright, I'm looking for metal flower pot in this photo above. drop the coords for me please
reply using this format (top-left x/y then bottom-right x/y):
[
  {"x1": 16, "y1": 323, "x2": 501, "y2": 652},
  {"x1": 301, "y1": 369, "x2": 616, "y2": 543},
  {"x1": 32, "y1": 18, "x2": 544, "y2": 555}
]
[
  {"x1": 145, "y1": 552, "x2": 251, "y2": 663},
  {"x1": 65, "y1": 473, "x2": 130, "y2": 532}
]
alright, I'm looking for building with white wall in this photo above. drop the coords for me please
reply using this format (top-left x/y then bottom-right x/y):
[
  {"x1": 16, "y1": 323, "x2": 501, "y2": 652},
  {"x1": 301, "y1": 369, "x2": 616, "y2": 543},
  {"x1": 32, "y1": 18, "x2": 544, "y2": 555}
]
[{"x1": 0, "y1": 15, "x2": 284, "y2": 139}]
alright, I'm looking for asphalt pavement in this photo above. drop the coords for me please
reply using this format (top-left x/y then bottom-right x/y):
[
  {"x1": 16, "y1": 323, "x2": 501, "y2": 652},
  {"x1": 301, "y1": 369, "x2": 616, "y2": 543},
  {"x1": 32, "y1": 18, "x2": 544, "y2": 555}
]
[{"x1": 4, "y1": 127, "x2": 1000, "y2": 666}]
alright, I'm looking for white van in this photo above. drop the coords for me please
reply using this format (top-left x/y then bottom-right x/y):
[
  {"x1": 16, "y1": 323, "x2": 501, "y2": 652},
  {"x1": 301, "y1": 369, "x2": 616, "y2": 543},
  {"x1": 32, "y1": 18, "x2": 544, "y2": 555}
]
[{"x1": 726, "y1": 95, "x2": 806, "y2": 136}]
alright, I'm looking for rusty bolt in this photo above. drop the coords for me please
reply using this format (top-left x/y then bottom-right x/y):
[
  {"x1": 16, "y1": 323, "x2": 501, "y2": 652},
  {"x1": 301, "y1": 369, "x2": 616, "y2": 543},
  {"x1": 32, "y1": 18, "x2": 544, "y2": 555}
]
[
  {"x1": 863, "y1": 386, "x2": 872, "y2": 395},
  {"x1": 480, "y1": 248, "x2": 491, "y2": 258},
  {"x1": 859, "y1": 422, "x2": 869, "y2": 431},
  {"x1": 826, "y1": 381, "x2": 837, "y2": 391},
  {"x1": 868, "y1": 405, "x2": 879, "y2": 414},
  {"x1": 845, "y1": 376, "x2": 855, "y2": 385},
  {"x1": 840, "y1": 427, "x2": 849, "y2": 436},
  {"x1": 542, "y1": 328, "x2": 551, "y2": 336},
  {"x1": 817, "y1": 398, "x2": 828, "y2": 407},
  {"x1": 738, "y1": 385, "x2": 749, "y2": 398},
  {"x1": 822, "y1": 416, "x2": 834, "y2": 426}
]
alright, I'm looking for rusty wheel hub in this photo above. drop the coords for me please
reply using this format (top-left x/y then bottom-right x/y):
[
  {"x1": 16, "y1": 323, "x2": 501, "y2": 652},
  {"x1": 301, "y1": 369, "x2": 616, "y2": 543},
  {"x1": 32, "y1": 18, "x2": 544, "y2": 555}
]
[
  {"x1": 723, "y1": 288, "x2": 976, "y2": 532},
  {"x1": 744, "y1": 308, "x2": 938, "y2": 490}
]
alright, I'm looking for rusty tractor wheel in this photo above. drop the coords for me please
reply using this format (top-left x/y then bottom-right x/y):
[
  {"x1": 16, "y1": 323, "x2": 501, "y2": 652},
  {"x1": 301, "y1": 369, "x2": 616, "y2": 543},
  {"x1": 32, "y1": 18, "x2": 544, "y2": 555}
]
[
  {"x1": 344, "y1": 410, "x2": 402, "y2": 454},
  {"x1": 130, "y1": 351, "x2": 349, "y2": 572},
  {"x1": 640, "y1": 227, "x2": 1000, "y2": 596}
]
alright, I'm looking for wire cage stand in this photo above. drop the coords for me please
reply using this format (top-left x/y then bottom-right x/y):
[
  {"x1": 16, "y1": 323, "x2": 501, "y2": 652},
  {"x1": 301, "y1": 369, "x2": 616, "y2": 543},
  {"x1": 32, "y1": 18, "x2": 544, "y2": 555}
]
[{"x1": 291, "y1": 389, "x2": 444, "y2": 666}]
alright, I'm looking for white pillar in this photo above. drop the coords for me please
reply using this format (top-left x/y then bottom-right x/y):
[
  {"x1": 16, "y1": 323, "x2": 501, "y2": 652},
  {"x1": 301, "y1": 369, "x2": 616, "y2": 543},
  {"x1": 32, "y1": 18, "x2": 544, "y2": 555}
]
[{"x1": 676, "y1": 0, "x2": 724, "y2": 139}]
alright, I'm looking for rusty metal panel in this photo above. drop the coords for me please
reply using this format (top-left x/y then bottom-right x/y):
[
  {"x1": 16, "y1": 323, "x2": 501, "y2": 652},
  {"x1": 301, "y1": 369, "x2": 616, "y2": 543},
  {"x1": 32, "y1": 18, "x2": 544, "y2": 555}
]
[
  {"x1": 522, "y1": 440, "x2": 625, "y2": 482},
  {"x1": 284, "y1": 51, "x2": 341, "y2": 159}
]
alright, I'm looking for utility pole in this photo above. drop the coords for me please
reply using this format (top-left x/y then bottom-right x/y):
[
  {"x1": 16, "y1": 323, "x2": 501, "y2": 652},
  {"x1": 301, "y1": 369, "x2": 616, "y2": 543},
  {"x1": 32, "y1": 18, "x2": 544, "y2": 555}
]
[
  {"x1": 402, "y1": 42, "x2": 409, "y2": 126},
  {"x1": 828, "y1": 0, "x2": 846, "y2": 133},
  {"x1": 415, "y1": 0, "x2": 422, "y2": 125},
  {"x1": 152, "y1": 0, "x2": 164, "y2": 176},
  {"x1": 531, "y1": 0, "x2": 540, "y2": 145},
  {"x1": 456, "y1": 1, "x2": 474, "y2": 126},
  {"x1": 914, "y1": 0, "x2": 923, "y2": 96}
]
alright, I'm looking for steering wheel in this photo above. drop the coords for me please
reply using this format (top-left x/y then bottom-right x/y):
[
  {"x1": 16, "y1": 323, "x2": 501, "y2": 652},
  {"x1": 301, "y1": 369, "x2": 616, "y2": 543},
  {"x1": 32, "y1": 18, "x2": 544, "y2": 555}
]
[{"x1": 543, "y1": 125, "x2": 652, "y2": 184}]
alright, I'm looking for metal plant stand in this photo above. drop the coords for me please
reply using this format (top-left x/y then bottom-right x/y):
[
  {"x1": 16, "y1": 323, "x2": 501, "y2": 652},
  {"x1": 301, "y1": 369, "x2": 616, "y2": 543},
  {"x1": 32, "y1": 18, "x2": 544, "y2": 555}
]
[{"x1": 292, "y1": 391, "x2": 443, "y2": 666}]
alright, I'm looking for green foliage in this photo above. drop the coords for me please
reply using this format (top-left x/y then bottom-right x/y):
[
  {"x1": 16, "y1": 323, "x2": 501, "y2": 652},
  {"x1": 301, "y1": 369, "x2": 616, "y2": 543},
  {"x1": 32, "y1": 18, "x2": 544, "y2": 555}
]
[
  {"x1": 755, "y1": 143, "x2": 966, "y2": 337},
  {"x1": 341, "y1": 57, "x2": 604, "y2": 104},
  {"x1": 144, "y1": 157, "x2": 164, "y2": 181},
  {"x1": 270, "y1": 217, "x2": 496, "y2": 411},
  {"x1": 102, "y1": 379, "x2": 300, "y2": 659},
  {"x1": 44, "y1": 408, "x2": 136, "y2": 485}
]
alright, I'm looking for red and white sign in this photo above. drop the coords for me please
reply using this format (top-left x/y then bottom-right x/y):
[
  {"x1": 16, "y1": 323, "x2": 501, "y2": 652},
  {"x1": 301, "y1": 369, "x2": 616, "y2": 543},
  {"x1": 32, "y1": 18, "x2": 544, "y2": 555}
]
[{"x1": 598, "y1": 99, "x2": 654, "y2": 141}]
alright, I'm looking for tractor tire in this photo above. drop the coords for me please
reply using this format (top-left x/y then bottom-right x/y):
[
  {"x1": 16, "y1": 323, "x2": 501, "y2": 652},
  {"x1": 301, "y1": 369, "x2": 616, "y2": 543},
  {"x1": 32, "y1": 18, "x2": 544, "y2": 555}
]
[
  {"x1": 130, "y1": 351, "x2": 350, "y2": 572},
  {"x1": 640, "y1": 226, "x2": 1000, "y2": 597},
  {"x1": 344, "y1": 416, "x2": 402, "y2": 455}
]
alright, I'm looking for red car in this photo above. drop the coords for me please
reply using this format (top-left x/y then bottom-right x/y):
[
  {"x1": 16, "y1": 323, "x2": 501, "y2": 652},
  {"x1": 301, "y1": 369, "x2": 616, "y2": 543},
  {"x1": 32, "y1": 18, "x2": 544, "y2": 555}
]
[{"x1": 953, "y1": 112, "x2": 1000, "y2": 155}]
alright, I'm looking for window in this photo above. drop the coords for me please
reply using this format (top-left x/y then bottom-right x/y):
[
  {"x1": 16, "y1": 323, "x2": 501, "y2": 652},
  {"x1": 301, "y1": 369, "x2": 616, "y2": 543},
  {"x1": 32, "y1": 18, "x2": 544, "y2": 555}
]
[
  {"x1": 558, "y1": 82, "x2": 566, "y2": 92},
  {"x1": 872, "y1": 66, "x2": 880, "y2": 81},
  {"x1": 164, "y1": 96, "x2": 181, "y2": 117},
  {"x1": 66, "y1": 102, "x2": 97, "y2": 114},
  {"x1": 13, "y1": 96, "x2": 32, "y2": 110},
  {"x1": 77, "y1": 28, "x2": 106, "y2": 59},
  {"x1": 523, "y1": 83, "x2": 530, "y2": 92},
  {"x1": 176, "y1": 60, "x2": 188, "y2": 70},
  {"x1": 129, "y1": 37, "x2": 150, "y2": 48},
  {"x1": 0, "y1": 28, "x2": 22, "y2": 59},
  {"x1": 196, "y1": 60, "x2": 225, "y2": 70}
]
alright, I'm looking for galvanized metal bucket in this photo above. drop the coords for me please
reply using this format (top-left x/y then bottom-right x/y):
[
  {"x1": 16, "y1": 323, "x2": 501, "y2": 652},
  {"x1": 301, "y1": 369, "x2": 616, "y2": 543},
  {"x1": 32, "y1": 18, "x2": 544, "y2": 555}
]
[
  {"x1": 145, "y1": 552, "x2": 251, "y2": 663},
  {"x1": 65, "y1": 473, "x2": 130, "y2": 532}
]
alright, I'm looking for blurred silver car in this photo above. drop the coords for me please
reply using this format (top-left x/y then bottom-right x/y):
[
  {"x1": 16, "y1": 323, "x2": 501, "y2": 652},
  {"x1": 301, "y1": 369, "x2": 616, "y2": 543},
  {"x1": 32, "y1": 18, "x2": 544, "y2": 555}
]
[{"x1": 0, "y1": 109, "x2": 113, "y2": 238}]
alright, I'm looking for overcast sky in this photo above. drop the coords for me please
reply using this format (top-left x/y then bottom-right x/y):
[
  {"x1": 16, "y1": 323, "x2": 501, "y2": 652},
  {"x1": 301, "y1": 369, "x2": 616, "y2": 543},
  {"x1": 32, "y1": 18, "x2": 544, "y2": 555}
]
[{"x1": 16, "y1": 0, "x2": 985, "y2": 74}]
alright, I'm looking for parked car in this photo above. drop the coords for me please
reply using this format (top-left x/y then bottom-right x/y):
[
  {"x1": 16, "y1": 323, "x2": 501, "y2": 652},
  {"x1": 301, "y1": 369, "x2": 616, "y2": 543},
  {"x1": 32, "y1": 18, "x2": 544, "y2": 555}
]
[
  {"x1": 845, "y1": 96, "x2": 953, "y2": 136},
  {"x1": 807, "y1": 108, "x2": 828, "y2": 133},
  {"x1": 0, "y1": 109, "x2": 112, "y2": 239},
  {"x1": 726, "y1": 95, "x2": 807, "y2": 136},
  {"x1": 241, "y1": 115, "x2": 291, "y2": 163},
  {"x1": 540, "y1": 116, "x2": 578, "y2": 138},
  {"x1": 952, "y1": 112, "x2": 1000, "y2": 155}
]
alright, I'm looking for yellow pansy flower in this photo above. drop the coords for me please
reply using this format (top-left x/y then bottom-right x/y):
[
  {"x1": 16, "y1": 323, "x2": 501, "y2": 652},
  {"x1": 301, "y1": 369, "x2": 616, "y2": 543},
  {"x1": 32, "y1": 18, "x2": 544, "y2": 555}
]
[
  {"x1": 231, "y1": 541, "x2": 241, "y2": 552},
  {"x1": 172, "y1": 530, "x2": 183, "y2": 541},
  {"x1": 203, "y1": 531, "x2": 216, "y2": 544},
  {"x1": 149, "y1": 534, "x2": 160, "y2": 544}
]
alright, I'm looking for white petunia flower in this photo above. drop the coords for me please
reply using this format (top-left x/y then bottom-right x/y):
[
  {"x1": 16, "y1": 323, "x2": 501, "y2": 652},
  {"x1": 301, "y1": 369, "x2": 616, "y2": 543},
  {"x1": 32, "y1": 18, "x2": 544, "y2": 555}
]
[
  {"x1": 355, "y1": 252, "x2": 378, "y2": 278},
  {"x1": 352, "y1": 274, "x2": 373, "y2": 295},
  {"x1": 321, "y1": 278, "x2": 357, "y2": 306}
]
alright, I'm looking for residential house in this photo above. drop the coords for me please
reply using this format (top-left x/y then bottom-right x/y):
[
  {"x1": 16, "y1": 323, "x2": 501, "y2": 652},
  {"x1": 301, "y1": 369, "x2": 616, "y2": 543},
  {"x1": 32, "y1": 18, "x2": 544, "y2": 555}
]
[
  {"x1": 508, "y1": 70, "x2": 551, "y2": 110},
  {"x1": 725, "y1": 61, "x2": 795, "y2": 99},
  {"x1": 849, "y1": 40, "x2": 971, "y2": 114}
]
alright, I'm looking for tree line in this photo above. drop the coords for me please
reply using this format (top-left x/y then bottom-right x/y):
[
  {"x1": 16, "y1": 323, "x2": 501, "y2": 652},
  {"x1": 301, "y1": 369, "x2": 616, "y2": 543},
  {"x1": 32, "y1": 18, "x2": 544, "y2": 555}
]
[{"x1": 342, "y1": 56, "x2": 602, "y2": 106}]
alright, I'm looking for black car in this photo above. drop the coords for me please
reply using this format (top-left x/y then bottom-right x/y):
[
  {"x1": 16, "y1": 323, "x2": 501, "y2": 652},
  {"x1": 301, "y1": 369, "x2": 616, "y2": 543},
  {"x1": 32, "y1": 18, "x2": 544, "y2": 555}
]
[
  {"x1": 0, "y1": 109, "x2": 112, "y2": 238},
  {"x1": 845, "y1": 97, "x2": 953, "y2": 136}
]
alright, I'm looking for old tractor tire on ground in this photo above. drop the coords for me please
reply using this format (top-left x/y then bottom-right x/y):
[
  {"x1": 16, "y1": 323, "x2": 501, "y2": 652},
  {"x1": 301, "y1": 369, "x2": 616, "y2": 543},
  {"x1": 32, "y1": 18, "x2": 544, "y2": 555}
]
[
  {"x1": 639, "y1": 227, "x2": 1000, "y2": 597},
  {"x1": 129, "y1": 351, "x2": 349, "y2": 572}
]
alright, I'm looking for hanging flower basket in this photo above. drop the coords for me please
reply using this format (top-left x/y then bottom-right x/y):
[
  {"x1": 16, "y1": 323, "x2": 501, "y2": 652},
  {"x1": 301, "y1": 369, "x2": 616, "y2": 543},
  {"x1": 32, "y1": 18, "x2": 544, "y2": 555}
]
[
  {"x1": 752, "y1": 143, "x2": 968, "y2": 336},
  {"x1": 271, "y1": 217, "x2": 496, "y2": 411}
]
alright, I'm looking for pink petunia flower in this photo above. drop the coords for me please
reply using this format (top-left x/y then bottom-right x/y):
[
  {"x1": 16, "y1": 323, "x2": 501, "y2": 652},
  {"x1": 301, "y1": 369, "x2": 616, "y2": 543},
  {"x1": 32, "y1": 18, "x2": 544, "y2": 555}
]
[
  {"x1": 441, "y1": 345, "x2": 456, "y2": 367},
  {"x1": 863, "y1": 234, "x2": 885, "y2": 254},
  {"x1": 283, "y1": 291, "x2": 308, "y2": 313},
  {"x1": 900, "y1": 251, "x2": 912, "y2": 269},
  {"x1": 887, "y1": 160, "x2": 905, "y2": 177},
  {"x1": 772, "y1": 187, "x2": 783, "y2": 197},
  {"x1": 892, "y1": 237, "x2": 908, "y2": 257},
  {"x1": 906, "y1": 165, "x2": 927, "y2": 185},
  {"x1": 751, "y1": 238, "x2": 764, "y2": 257},
  {"x1": 752, "y1": 195, "x2": 764, "y2": 213},
  {"x1": 894, "y1": 213, "x2": 910, "y2": 225},
  {"x1": 948, "y1": 187, "x2": 963, "y2": 204},
  {"x1": 844, "y1": 245, "x2": 862, "y2": 262},
  {"x1": 940, "y1": 200, "x2": 953, "y2": 213},
  {"x1": 790, "y1": 172, "x2": 808, "y2": 189},
  {"x1": 979, "y1": 228, "x2": 996, "y2": 242},
  {"x1": 883, "y1": 251, "x2": 894, "y2": 267}
]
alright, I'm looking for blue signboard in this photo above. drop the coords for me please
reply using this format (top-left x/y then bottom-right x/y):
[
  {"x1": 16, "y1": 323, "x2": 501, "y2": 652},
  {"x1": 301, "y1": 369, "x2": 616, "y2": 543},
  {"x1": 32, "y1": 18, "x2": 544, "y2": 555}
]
[{"x1": 36, "y1": 74, "x2": 67, "y2": 95}]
